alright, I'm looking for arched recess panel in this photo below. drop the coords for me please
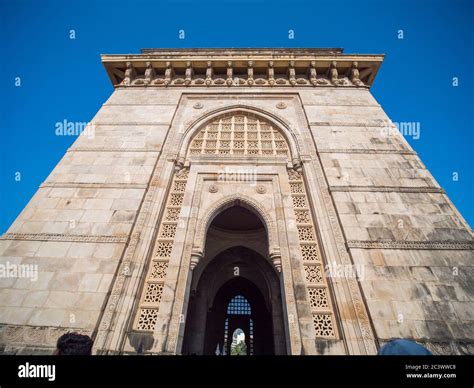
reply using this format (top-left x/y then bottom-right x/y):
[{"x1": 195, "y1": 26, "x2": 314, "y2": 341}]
[{"x1": 187, "y1": 112, "x2": 290, "y2": 158}]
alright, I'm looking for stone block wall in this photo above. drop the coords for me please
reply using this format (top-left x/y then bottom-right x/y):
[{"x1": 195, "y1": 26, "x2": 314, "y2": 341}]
[
  {"x1": 304, "y1": 88, "x2": 473, "y2": 354},
  {"x1": 0, "y1": 88, "x2": 181, "y2": 353}
]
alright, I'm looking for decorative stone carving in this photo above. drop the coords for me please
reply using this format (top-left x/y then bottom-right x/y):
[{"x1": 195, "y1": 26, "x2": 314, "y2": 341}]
[
  {"x1": 123, "y1": 61, "x2": 136, "y2": 86},
  {"x1": 41, "y1": 181, "x2": 149, "y2": 189},
  {"x1": 247, "y1": 61, "x2": 254, "y2": 86},
  {"x1": 190, "y1": 248, "x2": 203, "y2": 270},
  {"x1": 288, "y1": 168, "x2": 302, "y2": 181},
  {"x1": 205, "y1": 61, "x2": 213, "y2": 86},
  {"x1": 350, "y1": 61, "x2": 364, "y2": 86},
  {"x1": 226, "y1": 61, "x2": 233, "y2": 86},
  {"x1": 144, "y1": 62, "x2": 156, "y2": 85},
  {"x1": 287, "y1": 168, "x2": 337, "y2": 338},
  {"x1": 456, "y1": 342, "x2": 474, "y2": 355},
  {"x1": 317, "y1": 148, "x2": 416, "y2": 155},
  {"x1": 268, "y1": 61, "x2": 275, "y2": 86},
  {"x1": 133, "y1": 169, "x2": 189, "y2": 332},
  {"x1": 329, "y1": 61, "x2": 339, "y2": 85},
  {"x1": 185, "y1": 61, "x2": 193, "y2": 86},
  {"x1": 104, "y1": 50, "x2": 383, "y2": 88},
  {"x1": 175, "y1": 167, "x2": 189, "y2": 180},
  {"x1": 315, "y1": 76, "x2": 332, "y2": 85},
  {"x1": 174, "y1": 157, "x2": 185, "y2": 173},
  {"x1": 208, "y1": 184, "x2": 218, "y2": 193},
  {"x1": 425, "y1": 342, "x2": 457, "y2": 355},
  {"x1": 256, "y1": 184, "x2": 266, "y2": 194},
  {"x1": 193, "y1": 102, "x2": 203, "y2": 109},
  {"x1": 270, "y1": 249, "x2": 282, "y2": 272},
  {"x1": 0, "y1": 324, "x2": 90, "y2": 349},
  {"x1": 288, "y1": 61, "x2": 296, "y2": 86},
  {"x1": 309, "y1": 61, "x2": 317, "y2": 86},
  {"x1": 347, "y1": 240, "x2": 474, "y2": 250},
  {"x1": 337, "y1": 77, "x2": 352, "y2": 86},
  {"x1": 187, "y1": 112, "x2": 290, "y2": 158},
  {"x1": 312, "y1": 314, "x2": 335, "y2": 337},
  {"x1": 0, "y1": 233, "x2": 128, "y2": 243},
  {"x1": 276, "y1": 102, "x2": 287, "y2": 109},
  {"x1": 164, "y1": 61, "x2": 173, "y2": 86},
  {"x1": 308, "y1": 287, "x2": 329, "y2": 308},
  {"x1": 329, "y1": 186, "x2": 444, "y2": 193},
  {"x1": 292, "y1": 158, "x2": 303, "y2": 172}
]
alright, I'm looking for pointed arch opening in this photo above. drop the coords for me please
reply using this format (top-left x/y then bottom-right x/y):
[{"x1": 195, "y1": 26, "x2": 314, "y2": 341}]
[{"x1": 182, "y1": 201, "x2": 287, "y2": 355}]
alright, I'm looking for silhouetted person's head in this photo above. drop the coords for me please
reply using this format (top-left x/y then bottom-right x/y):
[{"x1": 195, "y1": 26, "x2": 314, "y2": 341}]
[{"x1": 55, "y1": 332, "x2": 93, "y2": 355}]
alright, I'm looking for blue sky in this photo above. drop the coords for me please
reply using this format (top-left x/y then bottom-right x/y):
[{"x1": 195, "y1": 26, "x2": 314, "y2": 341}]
[{"x1": 0, "y1": 0, "x2": 473, "y2": 233}]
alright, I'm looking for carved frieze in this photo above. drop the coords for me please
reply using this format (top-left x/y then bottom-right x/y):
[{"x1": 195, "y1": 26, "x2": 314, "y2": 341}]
[
  {"x1": 347, "y1": 240, "x2": 474, "y2": 250},
  {"x1": 102, "y1": 49, "x2": 383, "y2": 89},
  {"x1": 0, "y1": 324, "x2": 91, "y2": 349},
  {"x1": 329, "y1": 186, "x2": 444, "y2": 193}
]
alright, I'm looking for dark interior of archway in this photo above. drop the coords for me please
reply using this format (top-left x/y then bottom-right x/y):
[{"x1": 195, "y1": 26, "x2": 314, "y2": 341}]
[
  {"x1": 181, "y1": 205, "x2": 284, "y2": 355},
  {"x1": 203, "y1": 277, "x2": 274, "y2": 355},
  {"x1": 182, "y1": 247, "x2": 277, "y2": 355},
  {"x1": 211, "y1": 205, "x2": 264, "y2": 231}
]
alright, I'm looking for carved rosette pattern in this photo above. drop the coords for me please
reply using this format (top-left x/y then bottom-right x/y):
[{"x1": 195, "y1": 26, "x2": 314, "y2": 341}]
[
  {"x1": 187, "y1": 113, "x2": 289, "y2": 157},
  {"x1": 133, "y1": 169, "x2": 189, "y2": 331},
  {"x1": 288, "y1": 170, "x2": 337, "y2": 338}
]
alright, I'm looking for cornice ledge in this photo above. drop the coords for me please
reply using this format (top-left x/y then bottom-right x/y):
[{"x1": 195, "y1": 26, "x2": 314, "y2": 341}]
[{"x1": 102, "y1": 51, "x2": 383, "y2": 89}]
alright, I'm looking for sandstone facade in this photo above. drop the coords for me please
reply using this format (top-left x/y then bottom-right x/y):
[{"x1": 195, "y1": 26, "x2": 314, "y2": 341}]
[{"x1": 0, "y1": 49, "x2": 472, "y2": 355}]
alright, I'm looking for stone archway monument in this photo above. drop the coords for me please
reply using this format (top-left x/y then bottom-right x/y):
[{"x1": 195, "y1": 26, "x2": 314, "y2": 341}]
[
  {"x1": 1, "y1": 49, "x2": 471, "y2": 356},
  {"x1": 120, "y1": 106, "x2": 369, "y2": 356}
]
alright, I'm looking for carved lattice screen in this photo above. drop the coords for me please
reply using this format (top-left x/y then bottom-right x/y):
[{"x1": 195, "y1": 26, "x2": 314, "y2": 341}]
[
  {"x1": 187, "y1": 113, "x2": 289, "y2": 157},
  {"x1": 133, "y1": 169, "x2": 189, "y2": 331},
  {"x1": 288, "y1": 170, "x2": 337, "y2": 338}
]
